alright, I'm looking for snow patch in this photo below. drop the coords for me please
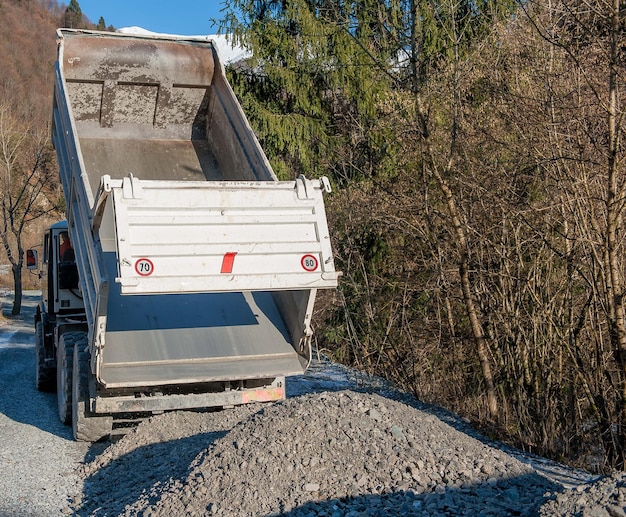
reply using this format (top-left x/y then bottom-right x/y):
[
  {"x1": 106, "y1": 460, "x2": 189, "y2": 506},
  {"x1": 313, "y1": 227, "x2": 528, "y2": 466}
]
[
  {"x1": 0, "y1": 330, "x2": 16, "y2": 349},
  {"x1": 117, "y1": 26, "x2": 250, "y2": 64}
]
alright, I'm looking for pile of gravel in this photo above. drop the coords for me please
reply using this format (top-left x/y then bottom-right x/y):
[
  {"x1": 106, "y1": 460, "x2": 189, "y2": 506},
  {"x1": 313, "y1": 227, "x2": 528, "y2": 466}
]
[
  {"x1": 539, "y1": 472, "x2": 626, "y2": 517},
  {"x1": 71, "y1": 405, "x2": 260, "y2": 514},
  {"x1": 73, "y1": 390, "x2": 561, "y2": 516}
]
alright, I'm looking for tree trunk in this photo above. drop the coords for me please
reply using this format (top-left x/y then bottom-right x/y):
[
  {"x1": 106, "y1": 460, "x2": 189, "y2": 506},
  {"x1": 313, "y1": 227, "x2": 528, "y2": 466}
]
[
  {"x1": 606, "y1": 0, "x2": 626, "y2": 469},
  {"x1": 11, "y1": 262, "x2": 22, "y2": 315},
  {"x1": 432, "y1": 161, "x2": 499, "y2": 420},
  {"x1": 407, "y1": 0, "x2": 498, "y2": 421}
]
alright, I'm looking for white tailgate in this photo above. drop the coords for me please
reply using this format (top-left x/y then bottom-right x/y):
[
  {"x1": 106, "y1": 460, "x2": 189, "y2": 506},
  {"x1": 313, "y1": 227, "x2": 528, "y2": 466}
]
[{"x1": 108, "y1": 175, "x2": 340, "y2": 294}]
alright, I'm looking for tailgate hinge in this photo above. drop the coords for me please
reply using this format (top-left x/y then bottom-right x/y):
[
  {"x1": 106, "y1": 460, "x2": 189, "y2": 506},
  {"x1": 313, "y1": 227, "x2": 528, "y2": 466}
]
[
  {"x1": 295, "y1": 175, "x2": 313, "y2": 200},
  {"x1": 296, "y1": 175, "x2": 332, "y2": 199},
  {"x1": 122, "y1": 173, "x2": 143, "y2": 199}
]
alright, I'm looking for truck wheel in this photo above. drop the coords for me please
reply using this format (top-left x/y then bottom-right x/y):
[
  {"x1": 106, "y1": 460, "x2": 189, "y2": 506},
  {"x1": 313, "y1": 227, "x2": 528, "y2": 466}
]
[
  {"x1": 35, "y1": 321, "x2": 55, "y2": 392},
  {"x1": 72, "y1": 339, "x2": 112, "y2": 442},
  {"x1": 57, "y1": 332, "x2": 79, "y2": 424}
]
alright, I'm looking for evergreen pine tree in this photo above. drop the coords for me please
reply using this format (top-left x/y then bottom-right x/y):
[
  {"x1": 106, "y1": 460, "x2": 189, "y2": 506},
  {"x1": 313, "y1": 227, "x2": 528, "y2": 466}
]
[
  {"x1": 220, "y1": 0, "x2": 514, "y2": 183},
  {"x1": 64, "y1": 0, "x2": 83, "y2": 29},
  {"x1": 221, "y1": 0, "x2": 395, "y2": 182}
]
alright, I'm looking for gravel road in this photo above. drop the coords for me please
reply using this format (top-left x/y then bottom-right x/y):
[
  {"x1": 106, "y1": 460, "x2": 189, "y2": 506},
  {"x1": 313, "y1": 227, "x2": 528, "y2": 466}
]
[
  {"x1": 0, "y1": 290, "x2": 622, "y2": 516},
  {"x1": 0, "y1": 291, "x2": 89, "y2": 516}
]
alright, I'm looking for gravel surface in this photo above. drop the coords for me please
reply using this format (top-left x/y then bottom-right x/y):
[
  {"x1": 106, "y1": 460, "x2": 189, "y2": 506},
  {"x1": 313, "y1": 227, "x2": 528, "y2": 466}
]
[
  {"x1": 0, "y1": 291, "x2": 89, "y2": 516},
  {"x1": 539, "y1": 472, "x2": 626, "y2": 516},
  {"x1": 78, "y1": 390, "x2": 557, "y2": 516},
  {"x1": 69, "y1": 361, "x2": 600, "y2": 517},
  {"x1": 2, "y1": 289, "x2": 625, "y2": 516}
]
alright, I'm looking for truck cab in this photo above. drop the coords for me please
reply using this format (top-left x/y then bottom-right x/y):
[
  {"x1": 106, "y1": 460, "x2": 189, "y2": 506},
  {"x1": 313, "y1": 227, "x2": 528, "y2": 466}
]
[
  {"x1": 38, "y1": 221, "x2": 83, "y2": 316},
  {"x1": 30, "y1": 221, "x2": 86, "y2": 391}
]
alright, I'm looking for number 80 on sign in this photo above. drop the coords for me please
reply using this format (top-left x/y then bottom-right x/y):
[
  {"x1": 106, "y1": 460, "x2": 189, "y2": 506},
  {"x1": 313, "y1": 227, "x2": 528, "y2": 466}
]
[{"x1": 301, "y1": 254, "x2": 319, "y2": 272}]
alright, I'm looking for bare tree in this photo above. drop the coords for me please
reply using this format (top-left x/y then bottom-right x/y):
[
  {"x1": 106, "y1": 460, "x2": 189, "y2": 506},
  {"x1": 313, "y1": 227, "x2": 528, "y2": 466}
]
[
  {"x1": 0, "y1": 103, "x2": 57, "y2": 315},
  {"x1": 495, "y1": 0, "x2": 626, "y2": 468},
  {"x1": 406, "y1": 0, "x2": 502, "y2": 419}
]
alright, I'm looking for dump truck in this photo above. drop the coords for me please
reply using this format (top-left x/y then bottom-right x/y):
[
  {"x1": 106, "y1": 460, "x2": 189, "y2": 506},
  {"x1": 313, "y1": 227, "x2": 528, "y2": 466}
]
[{"x1": 29, "y1": 29, "x2": 340, "y2": 441}]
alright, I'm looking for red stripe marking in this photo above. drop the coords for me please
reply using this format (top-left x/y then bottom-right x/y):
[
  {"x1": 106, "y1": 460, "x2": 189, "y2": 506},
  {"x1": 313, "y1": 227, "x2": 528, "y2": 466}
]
[{"x1": 220, "y1": 252, "x2": 237, "y2": 273}]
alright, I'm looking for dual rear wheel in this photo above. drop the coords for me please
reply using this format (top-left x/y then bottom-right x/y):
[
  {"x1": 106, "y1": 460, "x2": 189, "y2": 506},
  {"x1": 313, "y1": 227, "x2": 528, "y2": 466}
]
[
  {"x1": 34, "y1": 321, "x2": 55, "y2": 392},
  {"x1": 56, "y1": 332, "x2": 112, "y2": 441}
]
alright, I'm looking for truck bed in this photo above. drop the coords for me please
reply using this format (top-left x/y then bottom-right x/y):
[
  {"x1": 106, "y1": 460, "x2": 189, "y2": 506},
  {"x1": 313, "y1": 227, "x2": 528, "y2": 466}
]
[
  {"x1": 79, "y1": 138, "x2": 222, "y2": 183},
  {"x1": 102, "y1": 286, "x2": 303, "y2": 388},
  {"x1": 52, "y1": 30, "x2": 339, "y2": 399}
]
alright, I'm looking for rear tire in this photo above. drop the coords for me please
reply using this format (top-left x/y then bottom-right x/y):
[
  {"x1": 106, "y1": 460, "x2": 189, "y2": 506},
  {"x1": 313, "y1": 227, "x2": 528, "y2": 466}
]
[
  {"x1": 35, "y1": 321, "x2": 55, "y2": 392},
  {"x1": 72, "y1": 340, "x2": 112, "y2": 442},
  {"x1": 57, "y1": 332, "x2": 80, "y2": 425}
]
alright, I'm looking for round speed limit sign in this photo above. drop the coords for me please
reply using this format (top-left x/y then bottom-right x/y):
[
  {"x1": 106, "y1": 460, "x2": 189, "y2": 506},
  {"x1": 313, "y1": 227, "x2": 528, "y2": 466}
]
[
  {"x1": 135, "y1": 258, "x2": 154, "y2": 276},
  {"x1": 301, "y1": 254, "x2": 319, "y2": 272}
]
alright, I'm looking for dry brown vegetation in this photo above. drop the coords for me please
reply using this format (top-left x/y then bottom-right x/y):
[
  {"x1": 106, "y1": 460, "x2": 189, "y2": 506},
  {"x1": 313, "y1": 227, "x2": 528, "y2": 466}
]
[
  {"x1": 0, "y1": 0, "x2": 65, "y2": 308},
  {"x1": 314, "y1": 1, "x2": 626, "y2": 473},
  {"x1": 0, "y1": 1, "x2": 100, "y2": 304}
]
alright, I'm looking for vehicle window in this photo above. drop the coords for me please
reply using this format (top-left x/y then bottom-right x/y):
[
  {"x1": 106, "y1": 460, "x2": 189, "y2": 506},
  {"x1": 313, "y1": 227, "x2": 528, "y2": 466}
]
[{"x1": 59, "y1": 231, "x2": 75, "y2": 262}]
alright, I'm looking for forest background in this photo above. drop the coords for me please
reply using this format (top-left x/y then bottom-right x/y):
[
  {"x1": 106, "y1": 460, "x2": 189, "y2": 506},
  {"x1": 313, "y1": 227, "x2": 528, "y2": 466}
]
[{"x1": 1, "y1": 0, "x2": 625, "y2": 474}]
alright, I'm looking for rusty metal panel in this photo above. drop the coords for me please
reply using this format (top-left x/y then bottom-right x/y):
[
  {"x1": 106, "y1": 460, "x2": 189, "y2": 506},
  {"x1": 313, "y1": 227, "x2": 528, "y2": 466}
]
[
  {"x1": 94, "y1": 378, "x2": 286, "y2": 413},
  {"x1": 59, "y1": 31, "x2": 215, "y2": 86}
]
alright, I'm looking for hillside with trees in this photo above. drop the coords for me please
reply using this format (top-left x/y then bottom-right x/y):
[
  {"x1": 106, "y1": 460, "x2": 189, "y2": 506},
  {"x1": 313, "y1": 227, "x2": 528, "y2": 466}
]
[
  {"x1": 2, "y1": 0, "x2": 625, "y2": 475},
  {"x1": 0, "y1": 0, "x2": 104, "y2": 313},
  {"x1": 220, "y1": 0, "x2": 626, "y2": 474}
]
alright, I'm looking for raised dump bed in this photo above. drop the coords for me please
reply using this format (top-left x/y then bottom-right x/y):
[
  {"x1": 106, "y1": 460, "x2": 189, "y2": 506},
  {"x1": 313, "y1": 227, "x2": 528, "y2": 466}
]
[{"x1": 34, "y1": 29, "x2": 340, "y2": 439}]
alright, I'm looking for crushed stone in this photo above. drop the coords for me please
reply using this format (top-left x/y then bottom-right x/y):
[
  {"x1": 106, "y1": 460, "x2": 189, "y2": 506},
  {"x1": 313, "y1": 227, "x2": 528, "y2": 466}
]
[
  {"x1": 539, "y1": 471, "x2": 626, "y2": 517},
  {"x1": 73, "y1": 390, "x2": 559, "y2": 516}
]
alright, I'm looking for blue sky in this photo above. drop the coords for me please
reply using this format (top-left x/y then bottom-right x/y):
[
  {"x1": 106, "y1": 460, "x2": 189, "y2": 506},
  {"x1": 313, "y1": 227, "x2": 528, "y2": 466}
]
[{"x1": 76, "y1": 1, "x2": 232, "y2": 35}]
